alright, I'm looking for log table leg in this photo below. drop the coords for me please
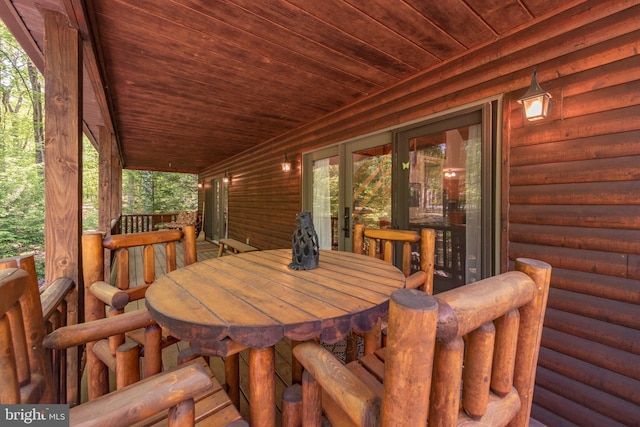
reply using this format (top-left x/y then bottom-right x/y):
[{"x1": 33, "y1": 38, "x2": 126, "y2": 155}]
[{"x1": 249, "y1": 346, "x2": 276, "y2": 427}]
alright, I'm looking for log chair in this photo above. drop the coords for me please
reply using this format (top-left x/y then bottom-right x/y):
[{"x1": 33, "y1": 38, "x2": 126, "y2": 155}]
[
  {"x1": 82, "y1": 225, "x2": 241, "y2": 406},
  {"x1": 347, "y1": 223, "x2": 436, "y2": 362},
  {"x1": 283, "y1": 257, "x2": 551, "y2": 427},
  {"x1": 0, "y1": 262, "x2": 246, "y2": 426}
]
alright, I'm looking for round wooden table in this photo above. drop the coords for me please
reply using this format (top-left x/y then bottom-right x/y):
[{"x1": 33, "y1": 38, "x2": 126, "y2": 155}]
[{"x1": 146, "y1": 249, "x2": 405, "y2": 427}]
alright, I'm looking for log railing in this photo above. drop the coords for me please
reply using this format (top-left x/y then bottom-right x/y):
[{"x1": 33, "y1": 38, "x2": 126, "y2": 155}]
[
  {"x1": 111, "y1": 213, "x2": 178, "y2": 235},
  {"x1": 41, "y1": 276, "x2": 76, "y2": 403}
]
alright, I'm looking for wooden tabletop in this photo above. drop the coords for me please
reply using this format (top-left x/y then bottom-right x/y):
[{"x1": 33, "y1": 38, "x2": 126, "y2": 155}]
[{"x1": 145, "y1": 249, "x2": 405, "y2": 354}]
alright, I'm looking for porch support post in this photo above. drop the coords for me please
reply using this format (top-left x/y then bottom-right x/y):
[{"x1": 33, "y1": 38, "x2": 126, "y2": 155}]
[
  {"x1": 111, "y1": 134, "x2": 122, "y2": 226},
  {"x1": 43, "y1": 9, "x2": 82, "y2": 405}
]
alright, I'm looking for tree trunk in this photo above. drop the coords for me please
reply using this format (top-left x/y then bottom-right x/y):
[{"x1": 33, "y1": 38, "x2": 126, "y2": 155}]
[{"x1": 28, "y1": 62, "x2": 44, "y2": 168}]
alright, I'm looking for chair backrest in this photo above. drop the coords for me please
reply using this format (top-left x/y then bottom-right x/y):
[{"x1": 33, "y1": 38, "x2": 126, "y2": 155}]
[
  {"x1": 382, "y1": 257, "x2": 552, "y2": 426},
  {"x1": 81, "y1": 225, "x2": 197, "y2": 399},
  {"x1": 286, "y1": 258, "x2": 551, "y2": 427},
  {"x1": 0, "y1": 255, "x2": 77, "y2": 405},
  {"x1": 0, "y1": 266, "x2": 245, "y2": 426},
  {"x1": 0, "y1": 267, "x2": 54, "y2": 404},
  {"x1": 353, "y1": 223, "x2": 435, "y2": 293},
  {"x1": 82, "y1": 225, "x2": 197, "y2": 319}
]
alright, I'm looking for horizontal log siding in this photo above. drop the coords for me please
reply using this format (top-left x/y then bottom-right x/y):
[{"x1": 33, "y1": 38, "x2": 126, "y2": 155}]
[
  {"x1": 504, "y1": 3, "x2": 640, "y2": 424},
  {"x1": 198, "y1": 2, "x2": 639, "y2": 424}
]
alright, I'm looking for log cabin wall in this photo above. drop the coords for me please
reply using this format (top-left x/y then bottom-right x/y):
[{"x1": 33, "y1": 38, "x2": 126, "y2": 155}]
[
  {"x1": 504, "y1": 31, "x2": 640, "y2": 427},
  {"x1": 199, "y1": 2, "x2": 639, "y2": 424}
]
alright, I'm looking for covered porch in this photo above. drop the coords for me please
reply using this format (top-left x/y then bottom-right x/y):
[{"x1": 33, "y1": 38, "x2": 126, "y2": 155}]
[{"x1": 0, "y1": 0, "x2": 638, "y2": 425}]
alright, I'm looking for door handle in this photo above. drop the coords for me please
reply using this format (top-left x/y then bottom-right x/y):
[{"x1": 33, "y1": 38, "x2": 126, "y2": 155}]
[{"x1": 342, "y1": 207, "x2": 350, "y2": 238}]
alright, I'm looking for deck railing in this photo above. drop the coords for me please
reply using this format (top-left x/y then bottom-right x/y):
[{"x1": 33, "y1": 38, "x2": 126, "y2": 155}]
[
  {"x1": 111, "y1": 213, "x2": 178, "y2": 235},
  {"x1": 41, "y1": 276, "x2": 76, "y2": 403}
]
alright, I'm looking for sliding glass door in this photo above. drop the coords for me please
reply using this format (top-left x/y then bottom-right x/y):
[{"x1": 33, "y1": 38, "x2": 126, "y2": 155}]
[
  {"x1": 396, "y1": 105, "x2": 496, "y2": 290},
  {"x1": 303, "y1": 101, "x2": 498, "y2": 290}
]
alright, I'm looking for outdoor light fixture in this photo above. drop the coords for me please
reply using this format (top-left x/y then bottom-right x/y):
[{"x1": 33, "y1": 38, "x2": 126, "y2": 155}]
[
  {"x1": 518, "y1": 69, "x2": 552, "y2": 121},
  {"x1": 444, "y1": 169, "x2": 456, "y2": 178},
  {"x1": 222, "y1": 172, "x2": 229, "y2": 184},
  {"x1": 281, "y1": 153, "x2": 292, "y2": 172}
]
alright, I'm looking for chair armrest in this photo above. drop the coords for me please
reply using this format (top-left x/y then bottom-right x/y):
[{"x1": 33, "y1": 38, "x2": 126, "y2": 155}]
[
  {"x1": 89, "y1": 281, "x2": 130, "y2": 309},
  {"x1": 43, "y1": 308, "x2": 155, "y2": 349},
  {"x1": 293, "y1": 341, "x2": 380, "y2": 425},
  {"x1": 405, "y1": 271, "x2": 428, "y2": 290},
  {"x1": 40, "y1": 277, "x2": 74, "y2": 321},
  {"x1": 70, "y1": 362, "x2": 212, "y2": 426}
]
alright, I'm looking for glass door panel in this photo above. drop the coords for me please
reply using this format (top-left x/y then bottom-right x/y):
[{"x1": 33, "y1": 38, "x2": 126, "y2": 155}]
[
  {"x1": 310, "y1": 154, "x2": 340, "y2": 250},
  {"x1": 207, "y1": 177, "x2": 227, "y2": 241},
  {"x1": 401, "y1": 112, "x2": 485, "y2": 291},
  {"x1": 351, "y1": 144, "x2": 392, "y2": 229}
]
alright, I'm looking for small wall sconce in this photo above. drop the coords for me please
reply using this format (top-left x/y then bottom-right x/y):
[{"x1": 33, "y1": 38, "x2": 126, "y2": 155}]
[
  {"x1": 281, "y1": 153, "x2": 292, "y2": 172},
  {"x1": 222, "y1": 172, "x2": 230, "y2": 184},
  {"x1": 518, "y1": 69, "x2": 552, "y2": 121},
  {"x1": 198, "y1": 182, "x2": 203, "y2": 189},
  {"x1": 444, "y1": 169, "x2": 456, "y2": 179}
]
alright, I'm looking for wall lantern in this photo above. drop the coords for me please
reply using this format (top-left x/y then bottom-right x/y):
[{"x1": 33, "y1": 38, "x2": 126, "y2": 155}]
[
  {"x1": 197, "y1": 181, "x2": 203, "y2": 189},
  {"x1": 444, "y1": 169, "x2": 456, "y2": 179},
  {"x1": 222, "y1": 172, "x2": 230, "y2": 184},
  {"x1": 517, "y1": 69, "x2": 552, "y2": 121},
  {"x1": 281, "y1": 153, "x2": 292, "y2": 172}
]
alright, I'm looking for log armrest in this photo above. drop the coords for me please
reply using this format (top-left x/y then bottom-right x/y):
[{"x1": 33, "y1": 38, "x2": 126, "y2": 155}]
[
  {"x1": 292, "y1": 341, "x2": 380, "y2": 425},
  {"x1": 89, "y1": 280, "x2": 130, "y2": 309},
  {"x1": 70, "y1": 361, "x2": 212, "y2": 426},
  {"x1": 43, "y1": 308, "x2": 156, "y2": 350},
  {"x1": 40, "y1": 277, "x2": 75, "y2": 321},
  {"x1": 404, "y1": 270, "x2": 428, "y2": 290}
]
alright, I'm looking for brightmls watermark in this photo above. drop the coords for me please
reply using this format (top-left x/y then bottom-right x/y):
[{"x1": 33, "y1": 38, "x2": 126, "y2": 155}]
[{"x1": 1, "y1": 405, "x2": 69, "y2": 426}]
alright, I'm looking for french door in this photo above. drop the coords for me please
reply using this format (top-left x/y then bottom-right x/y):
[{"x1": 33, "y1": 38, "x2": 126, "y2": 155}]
[
  {"x1": 303, "y1": 133, "x2": 392, "y2": 252},
  {"x1": 304, "y1": 101, "x2": 498, "y2": 290},
  {"x1": 395, "y1": 104, "x2": 496, "y2": 289}
]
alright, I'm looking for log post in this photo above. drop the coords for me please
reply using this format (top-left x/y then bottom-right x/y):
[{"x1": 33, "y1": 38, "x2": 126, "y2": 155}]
[
  {"x1": 249, "y1": 346, "x2": 276, "y2": 427},
  {"x1": 43, "y1": 9, "x2": 82, "y2": 405},
  {"x1": 281, "y1": 383, "x2": 302, "y2": 427},
  {"x1": 182, "y1": 225, "x2": 197, "y2": 265},
  {"x1": 462, "y1": 321, "x2": 496, "y2": 419},
  {"x1": 81, "y1": 232, "x2": 109, "y2": 399},
  {"x1": 116, "y1": 341, "x2": 140, "y2": 389},
  {"x1": 510, "y1": 258, "x2": 552, "y2": 426},
  {"x1": 301, "y1": 370, "x2": 322, "y2": 427},
  {"x1": 224, "y1": 353, "x2": 240, "y2": 408},
  {"x1": 381, "y1": 289, "x2": 438, "y2": 426}
]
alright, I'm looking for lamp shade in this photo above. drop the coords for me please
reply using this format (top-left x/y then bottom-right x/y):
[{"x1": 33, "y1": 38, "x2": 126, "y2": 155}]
[
  {"x1": 281, "y1": 153, "x2": 292, "y2": 172},
  {"x1": 518, "y1": 70, "x2": 552, "y2": 121}
]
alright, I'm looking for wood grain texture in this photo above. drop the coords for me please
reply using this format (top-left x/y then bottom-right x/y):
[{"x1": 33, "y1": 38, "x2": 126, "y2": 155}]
[{"x1": 146, "y1": 249, "x2": 405, "y2": 349}]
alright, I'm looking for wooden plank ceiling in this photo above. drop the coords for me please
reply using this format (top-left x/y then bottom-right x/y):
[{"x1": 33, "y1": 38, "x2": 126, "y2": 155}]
[{"x1": 3, "y1": 0, "x2": 567, "y2": 173}]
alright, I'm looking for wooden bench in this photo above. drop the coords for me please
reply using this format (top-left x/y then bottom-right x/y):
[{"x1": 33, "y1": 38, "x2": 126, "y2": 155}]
[{"x1": 217, "y1": 238, "x2": 258, "y2": 257}]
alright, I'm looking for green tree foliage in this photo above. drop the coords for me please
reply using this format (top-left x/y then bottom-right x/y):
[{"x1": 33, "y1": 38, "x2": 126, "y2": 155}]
[
  {"x1": 83, "y1": 138, "x2": 99, "y2": 230},
  {"x1": 0, "y1": 21, "x2": 197, "y2": 278},
  {"x1": 122, "y1": 170, "x2": 197, "y2": 214},
  {"x1": 0, "y1": 23, "x2": 45, "y2": 265}
]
